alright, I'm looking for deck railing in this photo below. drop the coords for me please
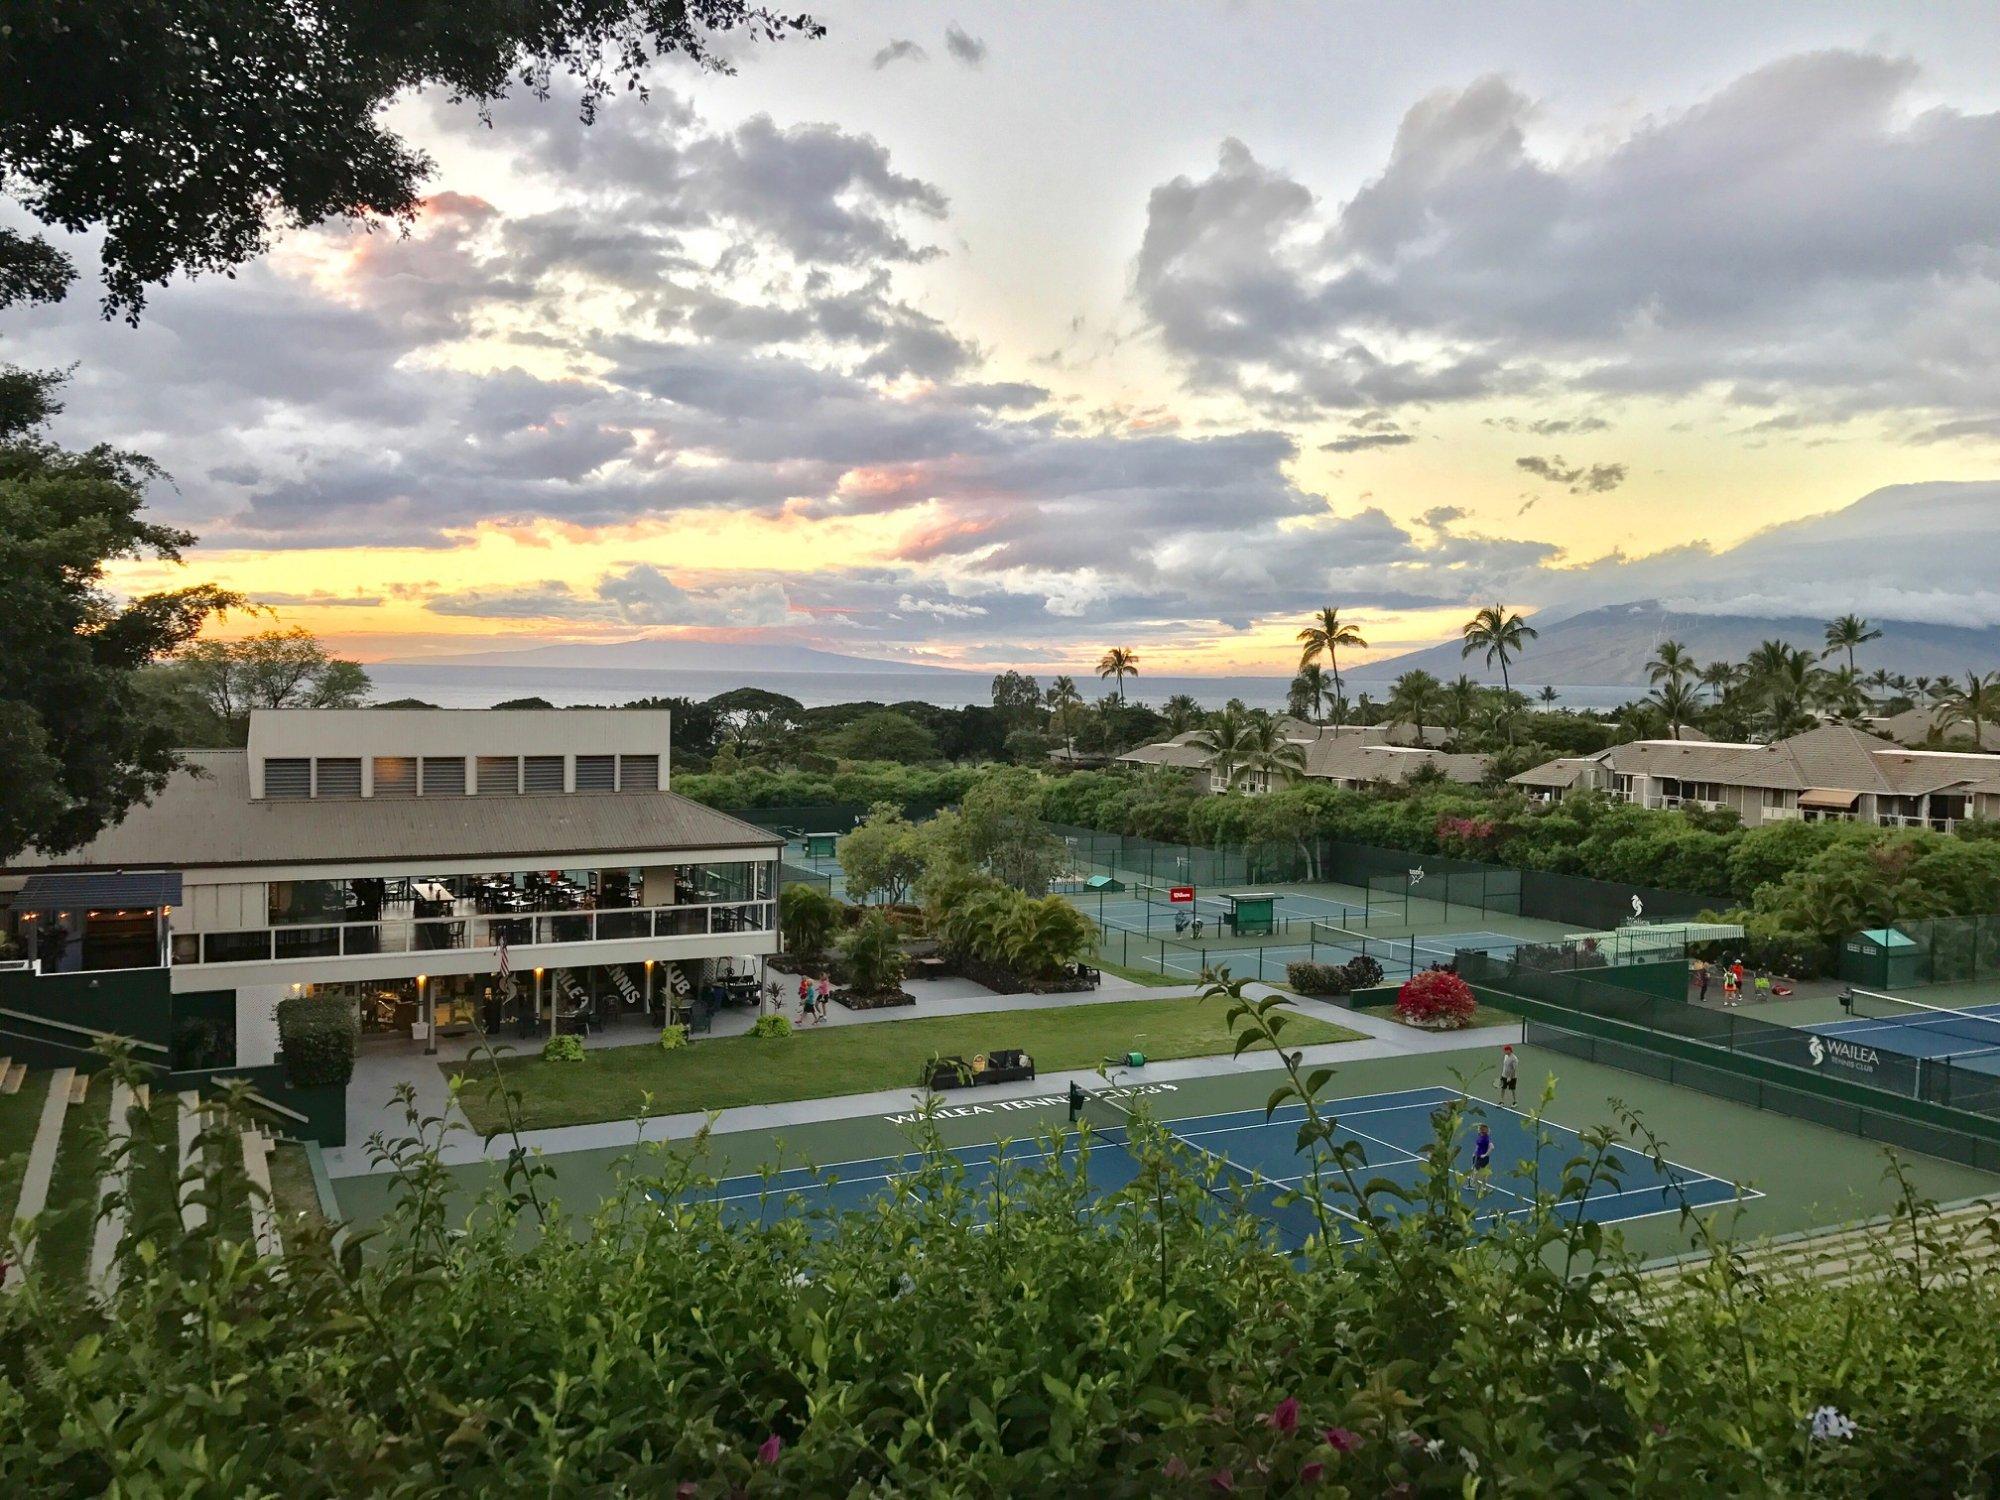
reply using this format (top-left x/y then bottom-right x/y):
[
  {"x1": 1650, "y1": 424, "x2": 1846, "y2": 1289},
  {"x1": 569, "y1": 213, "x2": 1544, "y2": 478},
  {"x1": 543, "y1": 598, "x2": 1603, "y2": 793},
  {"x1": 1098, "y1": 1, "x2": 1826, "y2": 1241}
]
[{"x1": 169, "y1": 899, "x2": 775, "y2": 968}]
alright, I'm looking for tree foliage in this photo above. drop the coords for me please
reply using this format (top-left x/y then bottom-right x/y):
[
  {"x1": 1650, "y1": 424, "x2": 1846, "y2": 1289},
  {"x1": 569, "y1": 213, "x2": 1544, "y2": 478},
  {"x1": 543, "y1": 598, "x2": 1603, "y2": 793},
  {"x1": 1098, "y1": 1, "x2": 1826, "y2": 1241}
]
[
  {"x1": 0, "y1": 389, "x2": 241, "y2": 857},
  {"x1": 0, "y1": 0, "x2": 823, "y2": 318}
]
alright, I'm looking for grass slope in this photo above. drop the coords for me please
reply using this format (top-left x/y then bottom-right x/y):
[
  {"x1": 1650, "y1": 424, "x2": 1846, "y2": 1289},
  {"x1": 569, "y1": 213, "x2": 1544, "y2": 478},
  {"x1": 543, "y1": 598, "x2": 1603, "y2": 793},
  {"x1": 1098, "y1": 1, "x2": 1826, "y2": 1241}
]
[
  {"x1": 448, "y1": 995, "x2": 1366, "y2": 1133},
  {"x1": 0, "y1": 1075, "x2": 47, "y2": 1238}
]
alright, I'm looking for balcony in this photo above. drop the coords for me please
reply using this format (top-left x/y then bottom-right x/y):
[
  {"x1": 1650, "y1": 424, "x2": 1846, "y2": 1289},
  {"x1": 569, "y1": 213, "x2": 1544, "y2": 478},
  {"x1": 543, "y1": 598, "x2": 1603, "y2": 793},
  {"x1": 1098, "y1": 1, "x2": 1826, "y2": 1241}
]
[
  {"x1": 169, "y1": 899, "x2": 775, "y2": 968},
  {"x1": 1640, "y1": 794, "x2": 1728, "y2": 812},
  {"x1": 1875, "y1": 813, "x2": 1958, "y2": 833}
]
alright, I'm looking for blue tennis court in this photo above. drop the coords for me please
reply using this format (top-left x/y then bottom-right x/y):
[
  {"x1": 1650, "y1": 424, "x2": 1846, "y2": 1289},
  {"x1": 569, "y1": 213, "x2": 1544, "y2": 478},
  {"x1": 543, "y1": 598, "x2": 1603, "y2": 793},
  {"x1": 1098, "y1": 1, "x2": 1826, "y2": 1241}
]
[
  {"x1": 1810, "y1": 998, "x2": 2000, "y2": 1077},
  {"x1": 685, "y1": 1085, "x2": 1749, "y2": 1249},
  {"x1": 1133, "y1": 927, "x2": 1529, "y2": 983}
]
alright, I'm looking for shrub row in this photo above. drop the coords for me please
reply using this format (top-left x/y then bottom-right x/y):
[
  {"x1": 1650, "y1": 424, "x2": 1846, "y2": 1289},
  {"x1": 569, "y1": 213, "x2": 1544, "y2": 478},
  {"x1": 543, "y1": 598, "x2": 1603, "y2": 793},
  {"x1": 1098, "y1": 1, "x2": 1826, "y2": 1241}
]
[{"x1": 1285, "y1": 955, "x2": 1386, "y2": 996}]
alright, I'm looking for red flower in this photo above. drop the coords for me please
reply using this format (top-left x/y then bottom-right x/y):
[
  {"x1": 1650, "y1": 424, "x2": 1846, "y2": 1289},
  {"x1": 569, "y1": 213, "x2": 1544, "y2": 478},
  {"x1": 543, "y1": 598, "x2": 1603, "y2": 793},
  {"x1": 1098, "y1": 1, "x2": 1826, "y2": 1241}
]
[
  {"x1": 1300, "y1": 1460, "x2": 1326, "y2": 1485},
  {"x1": 1209, "y1": 1470, "x2": 1235, "y2": 1493},
  {"x1": 1324, "y1": 1426, "x2": 1362, "y2": 1453},
  {"x1": 1264, "y1": 1396, "x2": 1300, "y2": 1434},
  {"x1": 1163, "y1": 1456, "x2": 1189, "y2": 1479},
  {"x1": 756, "y1": 1434, "x2": 782, "y2": 1465}
]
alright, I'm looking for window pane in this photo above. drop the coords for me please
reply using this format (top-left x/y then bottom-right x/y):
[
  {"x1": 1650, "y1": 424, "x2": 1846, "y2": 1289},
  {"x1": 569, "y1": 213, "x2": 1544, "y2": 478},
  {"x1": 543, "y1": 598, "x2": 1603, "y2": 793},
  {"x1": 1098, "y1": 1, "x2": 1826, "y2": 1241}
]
[
  {"x1": 421, "y1": 757, "x2": 467, "y2": 796},
  {"x1": 476, "y1": 755, "x2": 520, "y2": 795},
  {"x1": 619, "y1": 753, "x2": 660, "y2": 791},
  {"x1": 316, "y1": 758, "x2": 362, "y2": 798},
  {"x1": 373, "y1": 756, "x2": 417, "y2": 797},
  {"x1": 575, "y1": 754, "x2": 615, "y2": 791},
  {"x1": 264, "y1": 758, "x2": 310, "y2": 799},
  {"x1": 524, "y1": 755, "x2": 565, "y2": 793}
]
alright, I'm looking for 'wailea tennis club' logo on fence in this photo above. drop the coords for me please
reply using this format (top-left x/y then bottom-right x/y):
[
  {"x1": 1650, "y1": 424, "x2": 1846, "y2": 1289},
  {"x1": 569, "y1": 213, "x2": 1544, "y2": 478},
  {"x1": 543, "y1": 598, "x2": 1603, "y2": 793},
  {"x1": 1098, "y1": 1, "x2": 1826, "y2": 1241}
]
[{"x1": 1807, "y1": 1033, "x2": 1881, "y2": 1073}]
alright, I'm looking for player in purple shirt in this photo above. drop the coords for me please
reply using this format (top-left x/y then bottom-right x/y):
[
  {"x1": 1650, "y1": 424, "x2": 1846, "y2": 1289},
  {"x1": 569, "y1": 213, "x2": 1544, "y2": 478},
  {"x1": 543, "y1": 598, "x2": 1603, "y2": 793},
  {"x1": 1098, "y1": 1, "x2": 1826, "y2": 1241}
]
[{"x1": 1472, "y1": 1123, "x2": 1494, "y2": 1176}]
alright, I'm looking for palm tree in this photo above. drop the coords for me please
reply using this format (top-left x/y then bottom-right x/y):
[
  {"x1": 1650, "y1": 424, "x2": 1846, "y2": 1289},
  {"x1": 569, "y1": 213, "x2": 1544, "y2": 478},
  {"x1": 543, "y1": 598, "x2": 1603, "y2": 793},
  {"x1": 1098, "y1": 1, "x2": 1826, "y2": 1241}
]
[
  {"x1": 1743, "y1": 639, "x2": 1796, "y2": 683},
  {"x1": 1698, "y1": 660, "x2": 1743, "y2": 701},
  {"x1": 1187, "y1": 707, "x2": 1254, "y2": 787},
  {"x1": 1046, "y1": 674, "x2": 1082, "y2": 710},
  {"x1": 1232, "y1": 716, "x2": 1309, "y2": 791},
  {"x1": 1756, "y1": 647, "x2": 1827, "y2": 739},
  {"x1": 1645, "y1": 680, "x2": 1703, "y2": 740},
  {"x1": 1296, "y1": 608, "x2": 1367, "y2": 725},
  {"x1": 1161, "y1": 693, "x2": 1202, "y2": 734},
  {"x1": 1292, "y1": 662, "x2": 1332, "y2": 723},
  {"x1": 1538, "y1": 685, "x2": 1559, "y2": 708},
  {"x1": 1934, "y1": 672, "x2": 2000, "y2": 749},
  {"x1": 1460, "y1": 604, "x2": 1539, "y2": 699},
  {"x1": 1096, "y1": 647, "x2": 1139, "y2": 703},
  {"x1": 1646, "y1": 639, "x2": 1697, "y2": 689},
  {"x1": 1385, "y1": 670, "x2": 1444, "y2": 742},
  {"x1": 1822, "y1": 614, "x2": 1882, "y2": 674},
  {"x1": 1820, "y1": 665, "x2": 1869, "y2": 723},
  {"x1": 1444, "y1": 674, "x2": 1481, "y2": 738}
]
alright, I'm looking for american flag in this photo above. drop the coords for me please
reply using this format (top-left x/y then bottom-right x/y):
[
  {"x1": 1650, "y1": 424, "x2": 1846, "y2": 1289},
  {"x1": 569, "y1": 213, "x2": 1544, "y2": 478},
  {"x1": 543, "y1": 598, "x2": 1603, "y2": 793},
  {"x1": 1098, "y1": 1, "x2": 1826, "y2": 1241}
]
[{"x1": 496, "y1": 933, "x2": 511, "y2": 984}]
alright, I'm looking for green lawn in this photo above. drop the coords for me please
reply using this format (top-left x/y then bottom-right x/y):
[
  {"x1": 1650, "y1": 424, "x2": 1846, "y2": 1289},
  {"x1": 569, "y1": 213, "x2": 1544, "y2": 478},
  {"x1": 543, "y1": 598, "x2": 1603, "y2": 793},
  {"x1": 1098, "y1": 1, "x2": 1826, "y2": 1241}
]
[
  {"x1": 448, "y1": 995, "x2": 1368, "y2": 1133},
  {"x1": 0, "y1": 1074, "x2": 48, "y2": 1238}
]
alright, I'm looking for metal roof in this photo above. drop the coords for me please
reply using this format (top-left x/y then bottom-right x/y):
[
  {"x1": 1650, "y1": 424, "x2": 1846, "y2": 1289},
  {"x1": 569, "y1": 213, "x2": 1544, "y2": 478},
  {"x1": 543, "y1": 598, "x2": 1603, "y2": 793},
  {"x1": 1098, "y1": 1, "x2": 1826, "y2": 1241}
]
[
  {"x1": 9, "y1": 751, "x2": 782, "y2": 873},
  {"x1": 14, "y1": 871, "x2": 183, "y2": 911}
]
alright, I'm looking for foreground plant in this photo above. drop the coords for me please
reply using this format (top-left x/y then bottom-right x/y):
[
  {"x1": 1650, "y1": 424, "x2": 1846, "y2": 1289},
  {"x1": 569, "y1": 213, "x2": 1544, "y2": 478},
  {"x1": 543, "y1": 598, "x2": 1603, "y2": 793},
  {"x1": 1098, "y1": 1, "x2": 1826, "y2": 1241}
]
[{"x1": 3, "y1": 1041, "x2": 2000, "y2": 1493}]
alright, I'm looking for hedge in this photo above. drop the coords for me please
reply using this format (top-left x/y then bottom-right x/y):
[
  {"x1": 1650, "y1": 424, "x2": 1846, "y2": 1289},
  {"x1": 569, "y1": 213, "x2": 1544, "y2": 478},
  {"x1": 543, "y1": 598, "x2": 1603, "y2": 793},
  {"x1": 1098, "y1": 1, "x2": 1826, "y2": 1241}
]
[{"x1": 274, "y1": 995, "x2": 359, "y2": 1088}]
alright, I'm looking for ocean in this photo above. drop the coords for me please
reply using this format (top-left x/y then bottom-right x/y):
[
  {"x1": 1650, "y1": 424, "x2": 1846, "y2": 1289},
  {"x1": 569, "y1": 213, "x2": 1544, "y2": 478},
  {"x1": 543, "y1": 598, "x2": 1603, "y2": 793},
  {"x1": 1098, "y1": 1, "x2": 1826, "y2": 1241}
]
[{"x1": 365, "y1": 663, "x2": 1641, "y2": 712}]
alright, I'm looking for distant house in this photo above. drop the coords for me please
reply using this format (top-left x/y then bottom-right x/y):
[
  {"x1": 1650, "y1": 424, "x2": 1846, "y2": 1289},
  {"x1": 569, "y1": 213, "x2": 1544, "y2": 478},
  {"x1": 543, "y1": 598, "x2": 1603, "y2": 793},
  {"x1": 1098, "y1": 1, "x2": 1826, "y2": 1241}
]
[
  {"x1": 1866, "y1": 706, "x2": 2000, "y2": 750},
  {"x1": 1509, "y1": 723, "x2": 2000, "y2": 831},
  {"x1": 1115, "y1": 720, "x2": 1483, "y2": 795}
]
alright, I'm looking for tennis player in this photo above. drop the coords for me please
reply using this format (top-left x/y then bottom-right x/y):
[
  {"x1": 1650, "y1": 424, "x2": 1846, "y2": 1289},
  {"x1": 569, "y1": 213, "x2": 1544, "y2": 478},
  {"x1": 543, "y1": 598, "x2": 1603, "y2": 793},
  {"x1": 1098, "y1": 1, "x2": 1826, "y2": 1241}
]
[
  {"x1": 1498, "y1": 1044, "x2": 1518, "y2": 1104},
  {"x1": 1472, "y1": 1123, "x2": 1494, "y2": 1176}
]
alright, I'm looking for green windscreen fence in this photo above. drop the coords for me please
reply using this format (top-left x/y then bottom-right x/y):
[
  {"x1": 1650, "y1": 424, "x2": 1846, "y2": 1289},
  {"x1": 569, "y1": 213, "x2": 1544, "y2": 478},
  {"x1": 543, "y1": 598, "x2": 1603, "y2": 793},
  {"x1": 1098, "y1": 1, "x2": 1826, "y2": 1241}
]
[
  {"x1": 1841, "y1": 915, "x2": 2000, "y2": 991},
  {"x1": 1459, "y1": 949, "x2": 2000, "y2": 1164}
]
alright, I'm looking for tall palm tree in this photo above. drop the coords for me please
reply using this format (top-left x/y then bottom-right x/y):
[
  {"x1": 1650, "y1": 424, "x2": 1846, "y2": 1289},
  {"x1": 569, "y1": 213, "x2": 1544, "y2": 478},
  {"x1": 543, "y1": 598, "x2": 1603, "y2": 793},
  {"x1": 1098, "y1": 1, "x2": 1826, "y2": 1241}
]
[
  {"x1": 1046, "y1": 674, "x2": 1082, "y2": 710},
  {"x1": 1538, "y1": 685, "x2": 1559, "y2": 708},
  {"x1": 1935, "y1": 672, "x2": 2000, "y2": 749},
  {"x1": 1385, "y1": 670, "x2": 1444, "y2": 742},
  {"x1": 1460, "y1": 604, "x2": 1539, "y2": 699},
  {"x1": 1645, "y1": 680, "x2": 1703, "y2": 741},
  {"x1": 1232, "y1": 716, "x2": 1309, "y2": 791},
  {"x1": 1822, "y1": 614, "x2": 1883, "y2": 673},
  {"x1": 1820, "y1": 665, "x2": 1869, "y2": 723},
  {"x1": 1743, "y1": 639, "x2": 1797, "y2": 683},
  {"x1": 1096, "y1": 647, "x2": 1139, "y2": 703},
  {"x1": 1646, "y1": 639, "x2": 1697, "y2": 689},
  {"x1": 1161, "y1": 693, "x2": 1202, "y2": 734},
  {"x1": 1296, "y1": 608, "x2": 1367, "y2": 726}
]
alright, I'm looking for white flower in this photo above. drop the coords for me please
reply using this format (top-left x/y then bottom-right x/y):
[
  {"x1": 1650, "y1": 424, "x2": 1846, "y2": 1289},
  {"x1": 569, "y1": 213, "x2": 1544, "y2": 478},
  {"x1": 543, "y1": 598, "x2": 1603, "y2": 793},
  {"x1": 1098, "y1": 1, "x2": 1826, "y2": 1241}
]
[
  {"x1": 1809, "y1": 1406, "x2": 1857, "y2": 1442},
  {"x1": 1424, "y1": 1438, "x2": 1445, "y2": 1459},
  {"x1": 1460, "y1": 1447, "x2": 1480, "y2": 1473}
]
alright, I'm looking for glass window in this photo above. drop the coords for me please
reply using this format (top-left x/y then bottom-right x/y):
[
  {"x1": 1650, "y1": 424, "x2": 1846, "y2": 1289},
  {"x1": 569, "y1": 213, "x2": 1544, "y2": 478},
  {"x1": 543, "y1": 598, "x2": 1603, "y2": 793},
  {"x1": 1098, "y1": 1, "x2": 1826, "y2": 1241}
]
[
  {"x1": 476, "y1": 755, "x2": 520, "y2": 795},
  {"x1": 373, "y1": 756, "x2": 417, "y2": 797},
  {"x1": 316, "y1": 758, "x2": 362, "y2": 797},
  {"x1": 421, "y1": 757, "x2": 467, "y2": 796},
  {"x1": 264, "y1": 758, "x2": 310, "y2": 799}
]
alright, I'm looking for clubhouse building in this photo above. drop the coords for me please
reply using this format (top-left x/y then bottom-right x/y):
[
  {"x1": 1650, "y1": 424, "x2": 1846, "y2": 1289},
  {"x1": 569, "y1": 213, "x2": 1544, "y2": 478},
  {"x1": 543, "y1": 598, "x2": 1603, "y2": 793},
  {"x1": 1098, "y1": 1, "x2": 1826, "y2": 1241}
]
[
  {"x1": 0, "y1": 709, "x2": 783, "y2": 1070},
  {"x1": 1510, "y1": 723, "x2": 2000, "y2": 831}
]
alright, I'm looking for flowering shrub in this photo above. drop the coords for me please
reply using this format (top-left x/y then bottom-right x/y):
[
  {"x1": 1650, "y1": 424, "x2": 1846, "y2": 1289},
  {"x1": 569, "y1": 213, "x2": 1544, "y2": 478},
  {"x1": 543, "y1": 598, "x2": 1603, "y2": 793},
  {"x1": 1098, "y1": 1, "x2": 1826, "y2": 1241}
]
[
  {"x1": 1395, "y1": 969, "x2": 1478, "y2": 1028},
  {"x1": 751, "y1": 1013, "x2": 792, "y2": 1039},
  {"x1": 1433, "y1": 813, "x2": 1499, "y2": 852},
  {"x1": 539, "y1": 1034, "x2": 586, "y2": 1063},
  {"x1": 657, "y1": 1025, "x2": 689, "y2": 1052}
]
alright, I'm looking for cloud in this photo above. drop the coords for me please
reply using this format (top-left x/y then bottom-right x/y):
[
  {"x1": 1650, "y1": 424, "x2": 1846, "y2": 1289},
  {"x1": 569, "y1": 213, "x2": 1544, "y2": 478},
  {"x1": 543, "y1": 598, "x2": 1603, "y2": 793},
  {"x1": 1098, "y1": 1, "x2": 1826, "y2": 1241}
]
[
  {"x1": 1135, "y1": 53, "x2": 2000, "y2": 429},
  {"x1": 944, "y1": 24, "x2": 988, "y2": 66},
  {"x1": 895, "y1": 594, "x2": 988, "y2": 619},
  {"x1": 1321, "y1": 431, "x2": 1414, "y2": 453},
  {"x1": 1486, "y1": 415, "x2": 1612, "y2": 436},
  {"x1": 426, "y1": 565, "x2": 792, "y2": 628},
  {"x1": 1515, "y1": 455, "x2": 1628, "y2": 492},
  {"x1": 871, "y1": 39, "x2": 928, "y2": 69},
  {"x1": 250, "y1": 592, "x2": 385, "y2": 608}
]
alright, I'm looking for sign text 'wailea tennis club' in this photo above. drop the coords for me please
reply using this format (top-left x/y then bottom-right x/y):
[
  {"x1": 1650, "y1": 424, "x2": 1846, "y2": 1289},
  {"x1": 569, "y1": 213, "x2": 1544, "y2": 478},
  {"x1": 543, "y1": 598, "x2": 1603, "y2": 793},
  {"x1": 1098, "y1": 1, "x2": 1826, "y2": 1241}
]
[{"x1": 883, "y1": 1082, "x2": 1180, "y2": 1125}]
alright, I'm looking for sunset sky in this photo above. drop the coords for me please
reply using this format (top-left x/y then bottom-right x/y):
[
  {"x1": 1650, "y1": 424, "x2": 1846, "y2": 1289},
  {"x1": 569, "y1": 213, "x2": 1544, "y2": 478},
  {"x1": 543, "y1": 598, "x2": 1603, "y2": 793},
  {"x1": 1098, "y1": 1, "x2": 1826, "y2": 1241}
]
[{"x1": 9, "y1": 2, "x2": 2000, "y2": 675}]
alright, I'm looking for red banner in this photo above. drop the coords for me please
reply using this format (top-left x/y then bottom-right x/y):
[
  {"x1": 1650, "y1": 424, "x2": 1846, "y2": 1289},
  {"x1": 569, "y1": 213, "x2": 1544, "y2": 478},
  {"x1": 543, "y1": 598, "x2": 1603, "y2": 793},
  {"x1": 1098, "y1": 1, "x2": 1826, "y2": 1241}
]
[{"x1": 1168, "y1": 886, "x2": 1196, "y2": 904}]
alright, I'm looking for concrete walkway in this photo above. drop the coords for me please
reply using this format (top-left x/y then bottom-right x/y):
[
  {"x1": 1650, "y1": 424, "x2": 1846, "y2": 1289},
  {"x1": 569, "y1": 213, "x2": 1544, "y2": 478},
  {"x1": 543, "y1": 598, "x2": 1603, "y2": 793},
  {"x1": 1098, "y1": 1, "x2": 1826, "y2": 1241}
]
[{"x1": 323, "y1": 979, "x2": 1522, "y2": 1178}]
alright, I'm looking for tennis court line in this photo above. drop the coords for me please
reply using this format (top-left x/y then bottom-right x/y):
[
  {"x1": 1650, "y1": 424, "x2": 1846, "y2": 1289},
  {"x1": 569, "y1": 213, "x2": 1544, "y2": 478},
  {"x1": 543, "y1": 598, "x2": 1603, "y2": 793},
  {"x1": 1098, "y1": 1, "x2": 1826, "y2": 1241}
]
[{"x1": 1452, "y1": 1089, "x2": 1761, "y2": 1205}]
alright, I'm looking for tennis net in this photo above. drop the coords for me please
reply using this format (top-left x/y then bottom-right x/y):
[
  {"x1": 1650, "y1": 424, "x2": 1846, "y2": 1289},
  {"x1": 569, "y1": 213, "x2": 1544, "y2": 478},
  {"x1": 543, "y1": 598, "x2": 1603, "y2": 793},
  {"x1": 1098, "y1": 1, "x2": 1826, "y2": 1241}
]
[
  {"x1": 1075, "y1": 1088, "x2": 1325, "y2": 1249},
  {"x1": 1845, "y1": 987, "x2": 2000, "y2": 1058}
]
